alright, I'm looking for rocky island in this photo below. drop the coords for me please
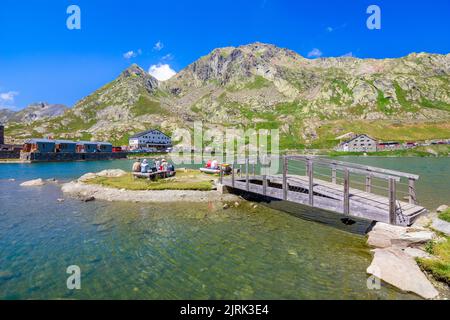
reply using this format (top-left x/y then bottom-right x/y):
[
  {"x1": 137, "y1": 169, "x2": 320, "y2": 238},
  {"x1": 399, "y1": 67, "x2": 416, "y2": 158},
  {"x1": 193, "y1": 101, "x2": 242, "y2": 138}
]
[{"x1": 60, "y1": 169, "x2": 240, "y2": 203}]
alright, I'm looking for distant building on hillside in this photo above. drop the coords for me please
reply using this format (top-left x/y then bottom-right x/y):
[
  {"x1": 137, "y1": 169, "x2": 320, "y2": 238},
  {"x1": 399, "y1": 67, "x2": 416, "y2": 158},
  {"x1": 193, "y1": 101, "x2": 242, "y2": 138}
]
[
  {"x1": 128, "y1": 129, "x2": 172, "y2": 151},
  {"x1": 337, "y1": 134, "x2": 377, "y2": 152}
]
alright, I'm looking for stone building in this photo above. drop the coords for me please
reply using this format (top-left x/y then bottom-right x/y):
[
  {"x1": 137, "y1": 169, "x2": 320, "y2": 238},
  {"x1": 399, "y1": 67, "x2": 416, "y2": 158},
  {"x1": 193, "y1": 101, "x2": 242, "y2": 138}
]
[
  {"x1": 129, "y1": 129, "x2": 172, "y2": 151},
  {"x1": 337, "y1": 134, "x2": 378, "y2": 152}
]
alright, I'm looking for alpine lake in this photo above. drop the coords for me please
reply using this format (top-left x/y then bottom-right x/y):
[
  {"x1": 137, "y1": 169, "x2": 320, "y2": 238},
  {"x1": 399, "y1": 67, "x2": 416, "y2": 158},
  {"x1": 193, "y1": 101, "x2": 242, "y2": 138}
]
[{"x1": 0, "y1": 157, "x2": 448, "y2": 299}]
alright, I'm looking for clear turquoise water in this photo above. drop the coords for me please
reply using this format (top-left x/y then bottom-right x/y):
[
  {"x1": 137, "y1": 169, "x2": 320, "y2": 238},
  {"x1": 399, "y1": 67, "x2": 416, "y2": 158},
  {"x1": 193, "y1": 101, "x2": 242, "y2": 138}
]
[{"x1": 1, "y1": 157, "x2": 447, "y2": 299}]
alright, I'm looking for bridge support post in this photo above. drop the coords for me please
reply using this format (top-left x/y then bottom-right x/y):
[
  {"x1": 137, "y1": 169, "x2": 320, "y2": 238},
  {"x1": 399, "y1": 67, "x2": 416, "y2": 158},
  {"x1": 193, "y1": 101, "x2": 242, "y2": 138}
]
[
  {"x1": 343, "y1": 169, "x2": 350, "y2": 215},
  {"x1": 231, "y1": 164, "x2": 235, "y2": 188},
  {"x1": 365, "y1": 175, "x2": 372, "y2": 193},
  {"x1": 262, "y1": 174, "x2": 267, "y2": 196},
  {"x1": 245, "y1": 158, "x2": 249, "y2": 191},
  {"x1": 332, "y1": 165, "x2": 337, "y2": 184},
  {"x1": 219, "y1": 165, "x2": 223, "y2": 184},
  {"x1": 389, "y1": 178, "x2": 397, "y2": 225},
  {"x1": 408, "y1": 178, "x2": 417, "y2": 205},
  {"x1": 308, "y1": 159, "x2": 314, "y2": 206},
  {"x1": 282, "y1": 156, "x2": 288, "y2": 200}
]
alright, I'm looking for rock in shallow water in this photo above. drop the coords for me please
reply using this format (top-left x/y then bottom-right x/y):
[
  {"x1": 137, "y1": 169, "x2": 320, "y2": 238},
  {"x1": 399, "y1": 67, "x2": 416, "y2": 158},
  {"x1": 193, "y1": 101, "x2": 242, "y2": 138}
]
[
  {"x1": 80, "y1": 196, "x2": 95, "y2": 202},
  {"x1": 20, "y1": 178, "x2": 45, "y2": 187},
  {"x1": 436, "y1": 205, "x2": 448, "y2": 213},
  {"x1": 367, "y1": 247, "x2": 439, "y2": 299},
  {"x1": 367, "y1": 223, "x2": 407, "y2": 248},
  {"x1": 367, "y1": 222, "x2": 435, "y2": 248}
]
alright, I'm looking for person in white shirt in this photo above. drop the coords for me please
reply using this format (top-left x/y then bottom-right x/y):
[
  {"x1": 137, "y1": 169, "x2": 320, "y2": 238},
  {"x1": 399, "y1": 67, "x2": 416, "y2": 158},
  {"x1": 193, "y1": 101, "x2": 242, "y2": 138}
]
[
  {"x1": 141, "y1": 159, "x2": 149, "y2": 173},
  {"x1": 211, "y1": 159, "x2": 219, "y2": 170}
]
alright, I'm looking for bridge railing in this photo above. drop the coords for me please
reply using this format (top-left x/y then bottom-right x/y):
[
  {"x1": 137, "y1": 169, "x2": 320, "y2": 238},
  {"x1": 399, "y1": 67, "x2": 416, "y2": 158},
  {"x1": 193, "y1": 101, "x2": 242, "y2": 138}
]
[
  {"x1": 288, "y1": 156, "x2": 419, "y2": 205},
  {"x1": 219, "y1": 155, "x2": 421, "y2": 225}
]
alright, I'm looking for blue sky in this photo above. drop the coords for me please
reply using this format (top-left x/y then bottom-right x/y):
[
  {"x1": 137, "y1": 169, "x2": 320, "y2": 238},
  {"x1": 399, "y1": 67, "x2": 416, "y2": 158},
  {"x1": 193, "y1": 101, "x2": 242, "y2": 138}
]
[{"x1": 0, "y1": 0, "x2": 449, "y2": 110}]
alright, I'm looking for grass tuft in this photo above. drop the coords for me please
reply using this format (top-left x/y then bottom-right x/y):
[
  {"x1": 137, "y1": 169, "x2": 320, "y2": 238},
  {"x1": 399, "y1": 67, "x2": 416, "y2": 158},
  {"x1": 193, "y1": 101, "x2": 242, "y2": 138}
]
[
  {"x1": 417, "y1": 236, "x2": 450, "y2": 285},
  {"x1": 439, "y1": 209, "x2": 450, "y2": 223}
]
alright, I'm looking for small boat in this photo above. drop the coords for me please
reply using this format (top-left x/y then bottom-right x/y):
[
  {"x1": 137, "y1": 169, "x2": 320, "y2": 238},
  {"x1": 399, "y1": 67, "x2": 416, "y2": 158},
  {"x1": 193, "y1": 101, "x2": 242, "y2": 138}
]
[
  {"x1": 199, "y1": 167, "x2": 221, "y2": 174},
  {"x1": 200, "y1": 163, "x2": 233, "y2": 175}
]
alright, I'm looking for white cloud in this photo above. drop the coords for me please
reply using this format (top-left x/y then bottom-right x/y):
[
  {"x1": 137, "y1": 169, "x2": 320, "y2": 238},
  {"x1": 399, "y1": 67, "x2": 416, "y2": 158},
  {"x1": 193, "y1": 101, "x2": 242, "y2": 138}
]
[
  {"x1": 307, "y1": 48, "x2": 323, "y2": 58},
  {"x1": 123, "y1": 50, "x2": 138, "y2": 59},
  {"x1": 326, "y1": 27, "x2": 334, "y2": 32},
  {"x1": 148, "y1": 64, "x2": 176, "y2": 81},
  {"x1": 0, "y1": 91, "x2": 18, "y2": 102},
  {"x1": 0, "y1": 91, "x2": 19, "y2": 110},
  {"x1": 153, "y1": 41, "x2": 164, "y2": 51}
]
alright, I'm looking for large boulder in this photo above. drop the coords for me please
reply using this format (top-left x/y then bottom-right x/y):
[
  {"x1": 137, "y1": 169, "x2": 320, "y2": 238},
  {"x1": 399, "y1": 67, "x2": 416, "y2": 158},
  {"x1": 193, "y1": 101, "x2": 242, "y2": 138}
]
[
  {"x1": 412, "y1": 214, "x2": 432, "y2": 228},
  {"x1": 436, "y1": 205, "x2": 448, "y2": 213},
  {"x1": 77, "y1": 169, "x2": 127, "y2": 182},
  {"x1": 431, "y1": 218, "x2": 450, "y2": 236},
  {"x1": 367, "y1": 247, "x2": 439, "y2": 299},
  {"x1": 367, "y1": 222, "x2": 435, "y2": 248},
  {"x1": 78, "y1": 172, "x2": 98, "y2": 182},
  {"x1": 402, "y1": 247, "x2": 432, "y2": 259},
  {"x1": 391, "y1": 231, "x2": 436, "y2": 248},
  {"x1": 367, "y1": 223, "x2": 407, "y2": 248},
  {"x1": 20, "y1": 178, "x2": 45, "y2": 187},
  {"x1": 96, "y1": 169, "x2": 127, "y2": 178}
]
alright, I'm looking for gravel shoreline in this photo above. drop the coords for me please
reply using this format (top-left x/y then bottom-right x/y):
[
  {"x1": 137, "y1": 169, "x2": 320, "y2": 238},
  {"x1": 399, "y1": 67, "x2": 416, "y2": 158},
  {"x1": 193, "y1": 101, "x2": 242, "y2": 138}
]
[{"x1": 61, "y1": 181, "x2": 240, "y2": 203}]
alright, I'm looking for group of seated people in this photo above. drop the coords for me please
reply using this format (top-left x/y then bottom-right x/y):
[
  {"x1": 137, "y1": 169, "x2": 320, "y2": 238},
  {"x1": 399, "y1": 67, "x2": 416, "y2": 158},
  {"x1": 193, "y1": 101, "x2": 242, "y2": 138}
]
[
  {"x1": 132, "y1": 158, "x2": 175, "y2": 174},
  {"x1": 205, "y1": 159, "x2": 219, "y2": 170}
]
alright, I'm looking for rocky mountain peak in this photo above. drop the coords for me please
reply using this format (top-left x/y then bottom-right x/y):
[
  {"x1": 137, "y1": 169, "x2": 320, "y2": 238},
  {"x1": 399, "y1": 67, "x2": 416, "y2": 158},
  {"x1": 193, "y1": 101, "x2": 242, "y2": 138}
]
[
  {"x1": 119, "y1": 64, "x2": 159, "y2": 92},
  {"x1": 4, "y1": 102, "x2": 68, "y2": 124},
  {"x1": 169, "y1": 42, "x2": 304, "y2": 88},
  {"x1": 121, "y1": 64, "x2": 147, "y2": 78}
]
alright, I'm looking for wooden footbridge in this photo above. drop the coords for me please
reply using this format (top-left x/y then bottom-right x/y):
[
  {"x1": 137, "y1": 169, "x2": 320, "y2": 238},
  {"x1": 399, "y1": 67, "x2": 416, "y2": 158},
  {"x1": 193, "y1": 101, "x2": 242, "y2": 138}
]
[{"x1": 218, "y1": 156, "x2": 427, "y2": 226}]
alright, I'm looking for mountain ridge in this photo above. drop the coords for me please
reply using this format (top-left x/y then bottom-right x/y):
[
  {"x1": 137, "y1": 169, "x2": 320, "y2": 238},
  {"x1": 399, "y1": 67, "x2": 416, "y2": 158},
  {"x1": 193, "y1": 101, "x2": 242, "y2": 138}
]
[
  {"x1": 4, "y1": 42, "x2": 450, "y2": 148},
  {"x1": 1, "y1": 102, "x2": 67, "y2": 126}
]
